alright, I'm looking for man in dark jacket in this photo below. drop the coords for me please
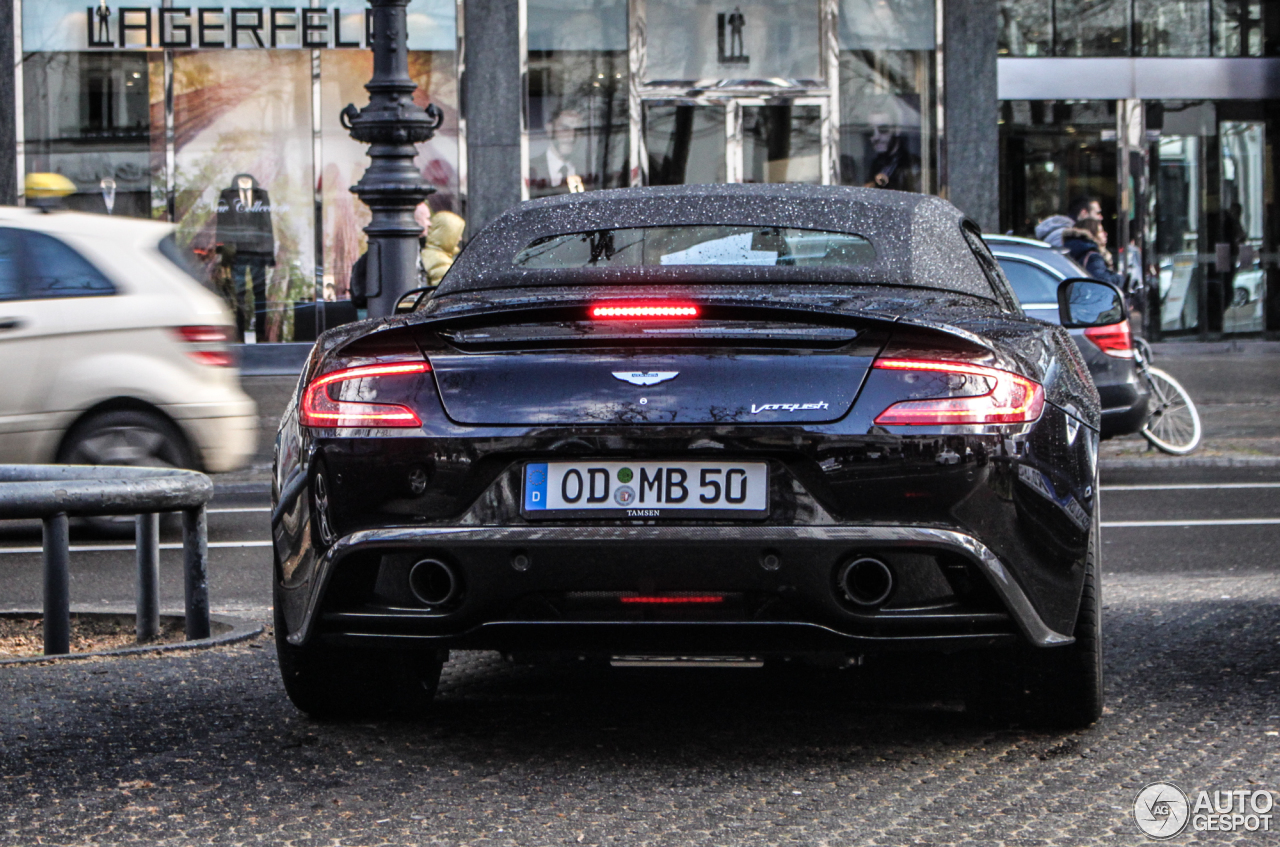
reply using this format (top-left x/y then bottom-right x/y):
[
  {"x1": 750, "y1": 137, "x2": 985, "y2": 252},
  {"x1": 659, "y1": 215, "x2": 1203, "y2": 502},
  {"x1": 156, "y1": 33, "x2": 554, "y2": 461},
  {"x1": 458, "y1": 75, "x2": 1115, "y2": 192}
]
[{"x1": 216, "y1": 174, "x2": 275, "y2": 341}]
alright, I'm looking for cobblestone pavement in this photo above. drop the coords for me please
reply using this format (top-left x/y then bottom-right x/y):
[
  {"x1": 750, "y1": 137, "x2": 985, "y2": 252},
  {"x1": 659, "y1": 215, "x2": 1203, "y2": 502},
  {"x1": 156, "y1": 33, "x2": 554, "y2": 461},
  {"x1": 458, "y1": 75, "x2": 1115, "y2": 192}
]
[{"x1": 1, "y1": 573, "x2": 1278, "y2": 846}]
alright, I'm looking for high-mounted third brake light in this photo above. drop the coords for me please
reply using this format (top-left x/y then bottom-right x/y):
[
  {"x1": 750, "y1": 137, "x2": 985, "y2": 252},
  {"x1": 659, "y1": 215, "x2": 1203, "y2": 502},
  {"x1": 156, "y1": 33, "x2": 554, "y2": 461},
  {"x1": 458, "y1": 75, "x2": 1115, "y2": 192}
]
[
  {"x1": 590, "y1": 302, "x2": 700, "y2": 319},
  {"x1": 872, "y1": 358, "x2": 1045, "y2": 425},
  {"x1": 300, "y1": 361, "x2": 430, "y2": 428}
]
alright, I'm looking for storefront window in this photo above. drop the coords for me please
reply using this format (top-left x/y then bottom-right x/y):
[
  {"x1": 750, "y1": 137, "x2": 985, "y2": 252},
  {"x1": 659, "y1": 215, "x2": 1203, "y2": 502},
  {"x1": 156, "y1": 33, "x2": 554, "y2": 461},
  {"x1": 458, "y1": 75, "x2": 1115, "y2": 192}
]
[
  {"x1": 18, "y1": 0, "x2": 459, "y2": 343},
  {"x1": 1137, "y1": 0, "x2": 1212, "y2": 56},
  {"x1": 1149, "y1": 100, "x2": 1277, "y2": 336},
  {"x1": 643, "y1": 0, "x2": 823, "y2": 84},
  {"x1": 525, "y1": 0, "x2": 629, "y2": 198},
  {"x1": 998, "y1": 0, "x2": 1248, "y2": 57},
  {"x1": 22, "y1": 52, "x2": 157, "y2": 217},
  {"x1": 1054, "y1": 0, "x2": 1131, "y2": 55},
  {"x1": 1213, "y1": 0, "x2": 1280, "y2": 55},
  {"x1": 998, "y1": 99, "x2": 1118, "y2": 238},
  {"x1": 838, "y1": 0, "x2": 936, "y2": 193}
]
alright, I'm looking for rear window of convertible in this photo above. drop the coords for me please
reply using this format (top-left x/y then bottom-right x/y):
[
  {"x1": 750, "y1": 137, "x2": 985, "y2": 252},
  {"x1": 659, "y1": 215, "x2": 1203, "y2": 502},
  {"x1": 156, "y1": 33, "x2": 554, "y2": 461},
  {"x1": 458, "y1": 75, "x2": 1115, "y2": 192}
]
[{"x1": 513, "y1": 226, "x2": 877, "y2": 270}]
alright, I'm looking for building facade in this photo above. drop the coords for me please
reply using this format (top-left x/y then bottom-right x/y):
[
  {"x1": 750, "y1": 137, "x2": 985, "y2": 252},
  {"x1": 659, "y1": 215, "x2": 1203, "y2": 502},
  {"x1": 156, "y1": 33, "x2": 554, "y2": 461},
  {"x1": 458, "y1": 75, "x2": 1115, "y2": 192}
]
[
  {"x1": 997, "y1": 0, "x2": 1280, "y2": 338},
  {"x1": 2, "y1": 0, "x2": 1275, "y2": 343}
]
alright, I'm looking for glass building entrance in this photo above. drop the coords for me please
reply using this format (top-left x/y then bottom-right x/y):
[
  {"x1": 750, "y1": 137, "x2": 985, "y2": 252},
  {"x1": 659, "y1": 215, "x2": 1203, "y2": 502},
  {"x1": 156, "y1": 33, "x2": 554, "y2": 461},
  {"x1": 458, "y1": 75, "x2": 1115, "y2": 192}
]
[
  {"x1": 1000, "y1": 97, "x2": 1278, "y2": 339},
  {"x1": 524, "y1": 0, "x2": 938, "y2": 196}
]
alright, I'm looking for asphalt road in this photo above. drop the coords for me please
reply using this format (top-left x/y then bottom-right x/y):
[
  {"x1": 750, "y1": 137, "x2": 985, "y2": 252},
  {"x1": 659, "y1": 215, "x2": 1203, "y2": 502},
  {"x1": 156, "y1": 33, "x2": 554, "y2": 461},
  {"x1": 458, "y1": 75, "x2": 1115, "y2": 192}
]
[{"x1": 1, "y1": 464, "x2": 1278, "y2": 844}]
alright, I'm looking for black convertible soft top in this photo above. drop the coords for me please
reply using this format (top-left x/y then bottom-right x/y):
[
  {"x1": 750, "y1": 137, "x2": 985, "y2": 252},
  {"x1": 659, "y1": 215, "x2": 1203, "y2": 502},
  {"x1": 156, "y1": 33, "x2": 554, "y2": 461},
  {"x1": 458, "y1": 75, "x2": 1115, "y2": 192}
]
[{"x1": 435, "y1": 184, "x2": 999, "y2": 300}]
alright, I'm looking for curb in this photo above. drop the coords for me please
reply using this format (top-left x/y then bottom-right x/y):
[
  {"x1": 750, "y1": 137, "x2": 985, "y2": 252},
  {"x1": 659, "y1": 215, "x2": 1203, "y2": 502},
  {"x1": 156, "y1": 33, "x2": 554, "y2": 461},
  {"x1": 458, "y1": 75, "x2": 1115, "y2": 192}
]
[
  {"x1": 0, "y1": 613, "x2": 264, "y2": 666},
  {"x1": 214, "y1": 480, "x2": 273, "y2": 496},
  {"x1": 1100, "y1": 455, "x2": 1280, "y2": 470}
]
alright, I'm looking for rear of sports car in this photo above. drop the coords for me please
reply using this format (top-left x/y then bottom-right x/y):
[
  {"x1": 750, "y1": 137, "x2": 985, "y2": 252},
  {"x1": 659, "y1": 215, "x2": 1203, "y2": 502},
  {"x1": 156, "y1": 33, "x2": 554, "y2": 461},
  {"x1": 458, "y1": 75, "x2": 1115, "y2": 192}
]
[{"x1": 271, "y1": 185, "x2": 1104, "y2": 727}]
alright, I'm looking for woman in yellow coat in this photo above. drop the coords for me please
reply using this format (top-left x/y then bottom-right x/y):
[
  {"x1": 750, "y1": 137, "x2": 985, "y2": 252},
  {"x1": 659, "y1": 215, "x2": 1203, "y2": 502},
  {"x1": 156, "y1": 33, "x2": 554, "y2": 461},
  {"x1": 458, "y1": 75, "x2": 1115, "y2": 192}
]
[{"x1": 420, "y1": 211, "x2": 466, "y2": 286}]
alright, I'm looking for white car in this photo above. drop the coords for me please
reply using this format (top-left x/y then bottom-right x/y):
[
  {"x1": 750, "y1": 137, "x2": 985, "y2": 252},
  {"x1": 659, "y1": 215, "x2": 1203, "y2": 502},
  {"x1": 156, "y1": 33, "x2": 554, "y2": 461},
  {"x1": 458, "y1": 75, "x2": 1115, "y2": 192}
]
[{"x1": 0, "y1": 207, "x2": 257, "y2": 478}]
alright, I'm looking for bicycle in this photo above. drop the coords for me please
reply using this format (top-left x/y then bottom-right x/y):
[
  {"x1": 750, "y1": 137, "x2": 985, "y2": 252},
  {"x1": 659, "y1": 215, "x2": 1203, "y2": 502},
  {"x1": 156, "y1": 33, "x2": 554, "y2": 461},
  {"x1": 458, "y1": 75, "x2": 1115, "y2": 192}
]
[{"x1": 1132, "y1": 338, "x2": 1201, "y2": 455}]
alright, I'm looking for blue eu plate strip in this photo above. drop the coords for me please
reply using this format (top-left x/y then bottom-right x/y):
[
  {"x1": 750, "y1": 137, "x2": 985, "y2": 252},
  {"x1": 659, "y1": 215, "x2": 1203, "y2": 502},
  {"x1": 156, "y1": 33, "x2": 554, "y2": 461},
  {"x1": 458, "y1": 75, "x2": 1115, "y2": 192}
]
[{"x1": 524, "y1": 463, "x2": 548, "y2": 510}]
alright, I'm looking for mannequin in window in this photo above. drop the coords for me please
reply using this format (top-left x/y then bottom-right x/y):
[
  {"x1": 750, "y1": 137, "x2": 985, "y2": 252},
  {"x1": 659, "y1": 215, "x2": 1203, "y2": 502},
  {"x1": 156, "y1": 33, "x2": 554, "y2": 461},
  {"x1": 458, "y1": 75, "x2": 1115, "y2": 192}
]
[
  {"x1": 528, "y1": 109, "x2": 586, "y2": 199},
  {"x1": 863, "y1": 101, "x2": 920, "y2": 193},
  {"x1": 216, "y1": 173, "x2": 275, "y2": 341}
]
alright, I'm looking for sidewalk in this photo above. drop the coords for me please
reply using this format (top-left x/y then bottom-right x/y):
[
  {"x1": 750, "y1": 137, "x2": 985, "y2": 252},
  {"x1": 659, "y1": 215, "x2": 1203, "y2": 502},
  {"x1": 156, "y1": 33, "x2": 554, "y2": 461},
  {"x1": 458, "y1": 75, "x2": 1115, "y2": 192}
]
[{"x1": 1102, "y1": 341, "x2": 1280, "y2": 468}]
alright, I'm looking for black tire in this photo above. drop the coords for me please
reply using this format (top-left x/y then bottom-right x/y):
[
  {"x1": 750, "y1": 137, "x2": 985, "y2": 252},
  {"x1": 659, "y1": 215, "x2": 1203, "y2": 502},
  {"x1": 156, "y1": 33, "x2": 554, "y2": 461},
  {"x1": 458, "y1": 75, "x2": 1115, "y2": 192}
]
[
  {"x1": 57, "y1": 408, "x2": 196, "y2": 536},
  {"x1": 970, "y1": 508, "x2": 1104, "y2": 730},
  {"x1": 273, "y1": 601, "x2": 445, "y2": 719}
]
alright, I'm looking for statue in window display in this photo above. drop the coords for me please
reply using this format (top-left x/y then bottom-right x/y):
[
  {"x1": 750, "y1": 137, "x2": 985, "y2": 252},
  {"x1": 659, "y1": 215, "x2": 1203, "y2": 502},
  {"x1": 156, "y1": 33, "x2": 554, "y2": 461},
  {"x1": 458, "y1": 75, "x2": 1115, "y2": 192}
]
[
  {"x1": 216, "y1": 174, "x2": 275, "y2": 342},
  {"x1": 863, "y1": 104, "x2": 920, "y2": 192},
  {"x1": 528, "y1": 110, "x2": 586, "y2": 198}
]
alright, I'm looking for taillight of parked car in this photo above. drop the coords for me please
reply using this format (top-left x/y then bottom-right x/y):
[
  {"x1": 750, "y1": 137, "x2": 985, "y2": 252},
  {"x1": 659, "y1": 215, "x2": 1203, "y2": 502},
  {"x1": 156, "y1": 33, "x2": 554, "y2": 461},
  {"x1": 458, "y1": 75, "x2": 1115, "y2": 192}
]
[
  {"x1": 1083, "y1": 319, "x2": 1134, "y2": 358},
  {"x1": 174, "y1": 325, "x2": 234, "y2": 367},
  {"x1": 871, "y1": 358, "x2": 1045, "y2": 425},
  {"x1": 300, "y1": 361, "x2": 430, "y2": 428}
]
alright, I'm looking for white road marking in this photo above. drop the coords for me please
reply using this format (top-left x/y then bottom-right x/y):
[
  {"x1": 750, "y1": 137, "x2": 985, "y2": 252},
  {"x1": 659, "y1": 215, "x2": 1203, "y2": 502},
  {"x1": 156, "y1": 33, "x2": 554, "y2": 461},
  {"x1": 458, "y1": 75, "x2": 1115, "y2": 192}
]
[
  {"x1": 1103, "y1": 483, "x2": 1280, "y2": 491},
  {"x1": 0, "y1": 540, "x2": 272, "y2": 555},
  {"x1": 1103, "y1": 518, "x2": 1280, "y2": 528}
]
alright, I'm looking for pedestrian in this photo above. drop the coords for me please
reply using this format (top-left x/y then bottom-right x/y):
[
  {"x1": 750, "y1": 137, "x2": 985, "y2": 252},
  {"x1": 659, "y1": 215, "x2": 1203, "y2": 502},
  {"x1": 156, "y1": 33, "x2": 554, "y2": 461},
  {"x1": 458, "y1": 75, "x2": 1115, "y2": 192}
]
[
  {"x1": 1062, "y1": 218, "x2": 1124, "y2": 286},
  {"x1": 1035, "y1": 196, "x2": 1102, "y2": 248},
  {"x1": 419, "y1": 211, "x2": 466, "y2": 286}
]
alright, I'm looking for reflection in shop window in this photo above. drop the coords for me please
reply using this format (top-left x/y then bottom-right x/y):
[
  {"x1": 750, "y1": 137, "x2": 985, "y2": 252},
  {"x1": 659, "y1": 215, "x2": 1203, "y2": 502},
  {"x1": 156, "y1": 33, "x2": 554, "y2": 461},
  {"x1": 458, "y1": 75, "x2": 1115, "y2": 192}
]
[
  {"x1": 838, "y1": 0, "x2": 935, "y2": 193},
  {"x1": 1054, "y1": 0, "x2": 1130, "y2": 56},
  {"x1": 22, "y1": 52, "x2": 156, "y2": 218},
  {"x1": 998, "y1": 100, "x2": 1118, "y2": 238},
  {"x1": 1213, "y1": 0, "x2": 1278, "y2": 55},
  {"x1": 525, "y1": 0, "x2": 629, "y2": 199},
  {"x1": 998, "y1": 0, "x2": 1052, "y2": 55},
  {"x1": 1136, "y1": 0, "x2": 1211, "y2": 56}
]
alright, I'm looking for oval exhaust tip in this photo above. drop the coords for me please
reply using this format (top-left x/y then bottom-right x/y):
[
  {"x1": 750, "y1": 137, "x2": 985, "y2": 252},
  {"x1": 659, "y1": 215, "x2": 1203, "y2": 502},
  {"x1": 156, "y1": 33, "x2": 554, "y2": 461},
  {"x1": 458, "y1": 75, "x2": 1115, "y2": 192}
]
[
  {"x1": 409, "y1": 558, "x2": 459, "y2": 607},
  {"x1": 838, "y1": 557, "x2": 893, "y2": 607}
]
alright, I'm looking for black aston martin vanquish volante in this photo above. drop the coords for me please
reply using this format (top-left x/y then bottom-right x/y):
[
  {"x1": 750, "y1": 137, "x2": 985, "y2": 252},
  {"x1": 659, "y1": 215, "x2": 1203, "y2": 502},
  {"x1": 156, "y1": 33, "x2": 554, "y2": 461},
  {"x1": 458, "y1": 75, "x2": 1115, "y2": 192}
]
[{"x1": 272, "y1": 184, "x2": 1125, "y2": 727}]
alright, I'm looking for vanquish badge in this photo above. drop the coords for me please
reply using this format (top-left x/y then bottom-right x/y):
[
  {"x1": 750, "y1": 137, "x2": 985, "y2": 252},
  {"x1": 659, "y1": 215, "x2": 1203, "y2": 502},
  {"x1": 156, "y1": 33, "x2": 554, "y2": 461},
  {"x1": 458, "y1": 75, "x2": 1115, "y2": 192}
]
[
  {"x1": 613, "y1": 371, "x2": 678, "y2": 386},
  {"x1": 751, "y1": 402, "x2": 829, "y2": 414}
]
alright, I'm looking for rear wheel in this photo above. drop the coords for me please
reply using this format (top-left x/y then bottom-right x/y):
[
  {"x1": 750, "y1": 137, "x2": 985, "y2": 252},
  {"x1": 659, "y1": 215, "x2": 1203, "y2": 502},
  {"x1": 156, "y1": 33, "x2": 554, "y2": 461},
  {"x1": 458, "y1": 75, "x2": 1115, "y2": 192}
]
[
  {"x1": 58, "y1": 408, "x2": 196, "y2": 536},
  {"x1": 970, "y1": 508, "x2": 1104, "y2": 729},
  {"x1": 1140, "y1": 367, "x2": 1201, "y2": 455},
  {"x1": 273, "y1": 601, "x2": 445, "y2": 719}
]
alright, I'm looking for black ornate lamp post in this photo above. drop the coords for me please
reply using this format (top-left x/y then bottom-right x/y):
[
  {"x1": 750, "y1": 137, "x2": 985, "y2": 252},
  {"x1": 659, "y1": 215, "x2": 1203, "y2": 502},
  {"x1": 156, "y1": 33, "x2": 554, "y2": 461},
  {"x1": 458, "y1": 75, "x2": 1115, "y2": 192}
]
[{"x1": 341, "y1": 0, "x2": 443, "y2": 318}]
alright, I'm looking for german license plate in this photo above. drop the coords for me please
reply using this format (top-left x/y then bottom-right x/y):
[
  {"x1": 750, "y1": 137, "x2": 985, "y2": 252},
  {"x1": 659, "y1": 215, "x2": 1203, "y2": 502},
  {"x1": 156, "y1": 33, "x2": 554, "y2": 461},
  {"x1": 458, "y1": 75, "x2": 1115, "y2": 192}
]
[{"x1": 522, "y1": 461, "x2": 769, "y2": 519}]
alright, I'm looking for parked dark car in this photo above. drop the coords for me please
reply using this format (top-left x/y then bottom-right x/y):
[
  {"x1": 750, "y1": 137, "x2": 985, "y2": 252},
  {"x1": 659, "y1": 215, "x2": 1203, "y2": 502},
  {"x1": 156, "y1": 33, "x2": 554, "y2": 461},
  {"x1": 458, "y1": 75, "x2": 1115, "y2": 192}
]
[
  {"x1": 985, "y1": 234, "x2": 1150, "y2": 438},
  {"x1": 272, "y1": 185, "x2": 1126, "y2": 728}
]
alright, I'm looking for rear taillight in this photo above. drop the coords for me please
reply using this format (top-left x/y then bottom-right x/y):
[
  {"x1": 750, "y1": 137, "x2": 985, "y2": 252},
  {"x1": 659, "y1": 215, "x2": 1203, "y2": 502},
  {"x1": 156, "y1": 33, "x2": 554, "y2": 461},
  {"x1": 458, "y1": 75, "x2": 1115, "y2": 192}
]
[
  {"x1": 174, "y1": 325, "x2": 233, "y2": 367},
  {"x1": 872, "y1": 358, "x2": 1045, "y2": 425},
  {"x1": 590, "y1": 302, "x2": 699, "y2": 319},
  {"x1": 300, "y1": 361, "x2": 430, "y2": 428},
  {"x1": 1083, "y1": 320, "x2": 1134, "y2": 358}
]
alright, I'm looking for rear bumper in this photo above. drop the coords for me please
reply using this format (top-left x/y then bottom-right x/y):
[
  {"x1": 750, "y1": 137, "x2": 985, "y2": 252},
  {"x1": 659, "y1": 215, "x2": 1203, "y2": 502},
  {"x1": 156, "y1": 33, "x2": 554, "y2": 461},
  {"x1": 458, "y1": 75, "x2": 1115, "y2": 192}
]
[
  {"x1": 287, "y1": 525, "x2": 1075, "y2": 652},
  {"x1": 1098, "y1": 380, "x2": 1151, "y2": 439},
  {"x1": 163, "y1": 398, "x2": 258, "y2": 473}
]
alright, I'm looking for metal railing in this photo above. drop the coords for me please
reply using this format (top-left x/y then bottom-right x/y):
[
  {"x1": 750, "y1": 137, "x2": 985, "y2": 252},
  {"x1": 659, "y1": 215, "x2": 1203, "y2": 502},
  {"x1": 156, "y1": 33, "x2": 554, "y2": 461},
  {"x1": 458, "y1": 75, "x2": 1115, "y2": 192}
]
[{"x1": 0, "y1": 465, "x2": 214, "y2": 656}]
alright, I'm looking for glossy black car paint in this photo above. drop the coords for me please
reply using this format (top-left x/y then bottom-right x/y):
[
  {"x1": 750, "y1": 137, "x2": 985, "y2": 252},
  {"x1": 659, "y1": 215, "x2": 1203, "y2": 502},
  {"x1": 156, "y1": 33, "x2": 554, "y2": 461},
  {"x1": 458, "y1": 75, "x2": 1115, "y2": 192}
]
[
  {"x1": 273, "y1": 187, "x2": 1101, "y2": 667},
  {"x1": 986, "y1": 235, "x2": 1150, "y2": 438}
]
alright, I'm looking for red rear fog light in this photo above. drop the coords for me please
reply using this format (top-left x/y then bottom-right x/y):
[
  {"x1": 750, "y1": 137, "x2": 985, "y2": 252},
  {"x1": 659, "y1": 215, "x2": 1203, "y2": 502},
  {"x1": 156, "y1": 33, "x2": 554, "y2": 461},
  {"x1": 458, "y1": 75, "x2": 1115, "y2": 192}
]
[{"x1": 619, "y1": 595, "x2": 725, "y2": 605}]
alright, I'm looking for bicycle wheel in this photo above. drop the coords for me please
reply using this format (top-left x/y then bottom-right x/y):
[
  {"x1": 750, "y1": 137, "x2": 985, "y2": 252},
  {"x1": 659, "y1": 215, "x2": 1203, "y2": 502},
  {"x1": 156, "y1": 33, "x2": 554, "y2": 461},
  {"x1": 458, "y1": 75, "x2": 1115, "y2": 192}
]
[{"x1": 1140, "y1": 367, "x2": 1201, "y2": 455}]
